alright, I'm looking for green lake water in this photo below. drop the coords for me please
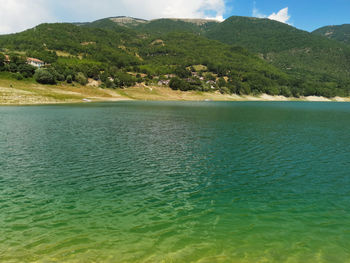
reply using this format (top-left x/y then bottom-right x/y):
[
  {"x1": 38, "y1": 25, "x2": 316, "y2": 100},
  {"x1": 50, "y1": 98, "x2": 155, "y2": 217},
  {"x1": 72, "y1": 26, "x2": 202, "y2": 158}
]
[{"x1": 0, "y1": 101, "x2": 350, "y2": 263}]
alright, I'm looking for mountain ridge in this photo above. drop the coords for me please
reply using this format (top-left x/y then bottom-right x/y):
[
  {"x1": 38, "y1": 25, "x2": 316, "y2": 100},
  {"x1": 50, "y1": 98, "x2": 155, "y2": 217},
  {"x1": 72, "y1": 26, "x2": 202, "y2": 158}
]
[
  {"x1": 312, "y1": 24, "x2": 350, "y2": 44},
  {"x1": 0, "y1": 15, "x2": 350, "y2": 98}
]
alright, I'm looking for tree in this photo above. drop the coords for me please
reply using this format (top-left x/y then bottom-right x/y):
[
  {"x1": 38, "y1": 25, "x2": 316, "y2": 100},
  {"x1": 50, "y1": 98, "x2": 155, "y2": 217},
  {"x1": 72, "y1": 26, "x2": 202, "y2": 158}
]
[
  {"x1": 75, "y1": 72, "x2": 88, "y2": 85},
  {"x1": 174, "y1": 66, "x2": 191, "y2": 78},
  {"x1": 10, "y1": 55, "x2": 26, "y2": 65},
  {"x1": 14, "y1": 73, "x2": 24, "y2": 80},
  {"x1": 87, "y1": 65, "x2": 100, "y2": 80},
  {"x1": 0, "y1": 52, "x2": 5, "y2": 68},
  {"x1": 66, "y1": 75, "x2": 73, "y2": 83},
  {"x1": 48, "y1": 68, "x2": 65, "y2": 81},
  {"x1": 169, "y1": 77, "x2": 189, "y2": 91},
  {"x1": 9, "y1": 63, "x2": 18, "y2": 73},
  {"x1": 18, "y1": 64, "x2": 36, "y2": 78},
  {"x1": 114, "y1": 72, "x2": 135, "y2": 88},
  {"x1": 217, "y1": 77, "x2": 227, "y2": 88},
  {"x1": 34, "y1": 68, "x2": 56, "y2": 84}
]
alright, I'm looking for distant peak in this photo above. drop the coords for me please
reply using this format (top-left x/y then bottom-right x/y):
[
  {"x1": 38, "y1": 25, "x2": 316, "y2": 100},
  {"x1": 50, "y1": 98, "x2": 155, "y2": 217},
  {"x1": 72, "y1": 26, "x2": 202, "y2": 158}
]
[
  {"x1": 109, "y1": 17, "x2": 148, "y2": 25},
  {"x1": 107, "y1": 16, "x2": 220, "y2": 26},
  {"x1": 153, "y1": 18, "x2": 220, "y2": 25}
]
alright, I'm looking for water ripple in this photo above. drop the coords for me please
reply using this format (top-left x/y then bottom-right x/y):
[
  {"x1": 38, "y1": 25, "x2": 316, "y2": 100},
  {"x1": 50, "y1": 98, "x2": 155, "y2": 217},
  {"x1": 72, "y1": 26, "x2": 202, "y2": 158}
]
[{"x1": 1, "y1": 102, "x2": 350, "y2": 262}]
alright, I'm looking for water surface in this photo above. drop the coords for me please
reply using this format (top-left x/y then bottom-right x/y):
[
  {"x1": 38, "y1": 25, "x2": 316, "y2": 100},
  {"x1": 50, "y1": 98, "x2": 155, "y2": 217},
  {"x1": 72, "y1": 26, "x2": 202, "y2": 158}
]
[{"x1": 1, "y1": 101, "x2": 350, "y2": 262}]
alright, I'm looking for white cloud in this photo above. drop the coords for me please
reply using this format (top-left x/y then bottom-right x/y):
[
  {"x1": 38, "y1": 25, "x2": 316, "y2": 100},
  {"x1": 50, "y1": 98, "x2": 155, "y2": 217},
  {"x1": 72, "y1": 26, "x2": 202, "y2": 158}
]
[
  {"x1": 252, "y1": 6, "x2": 292, "y2": 25},
  {"x1": 56, "y1": 0, "x2": 226, "y2": 21},
  {"x1": 0, "y1": 0, "x2": 227, "y2": 34},
  {"x1": 0, "y1": 0, "x2": 54, "y2": 34},
  {"x1": 268, "y1": 7, "x2": 291, "y2": 24}
]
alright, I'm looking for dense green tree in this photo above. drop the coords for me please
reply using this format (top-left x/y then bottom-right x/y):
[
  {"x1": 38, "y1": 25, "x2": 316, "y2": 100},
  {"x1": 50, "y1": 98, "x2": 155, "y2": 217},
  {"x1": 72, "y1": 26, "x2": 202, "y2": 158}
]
[
  {"x1": 14, "y1": 73, "x2": 24, "y2": 80},
  {"x1": 174, "y1": 66, "x2": 191, "y2": 78},
  {"x1": 9, "y1": 63, "x2": 18, "y2": 73},
  {"x1": 169, "y1": 77, "x2": 190, "y2": 91},
  {"x1": 217, "y1": 77, "x2": 227, "y2": 88},
  {"x1": 75, "y1": 72, "x2": 88, "y2": 85},
  {"x1": 66, "y1": 75, "x2": 73, "y2": 83},
  {"x1": 18, "y1": 64, "x2": 36, "y2": 78},
  {"x1": 34, "y1": 69, "x2": 56, "y2": 84},
  {"x1": 114, "y1": 72, "x2": 135, "y2": 88},
  {"x1": 0, "y1": 52, "x2": 5, "y2": 68}
]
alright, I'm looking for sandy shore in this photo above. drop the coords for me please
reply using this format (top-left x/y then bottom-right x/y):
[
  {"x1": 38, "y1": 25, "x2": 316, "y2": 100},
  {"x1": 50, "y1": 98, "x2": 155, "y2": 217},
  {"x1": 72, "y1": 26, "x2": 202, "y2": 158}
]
[{"x1": 1, "y1": 81, "x2": 350, "y2": 105}]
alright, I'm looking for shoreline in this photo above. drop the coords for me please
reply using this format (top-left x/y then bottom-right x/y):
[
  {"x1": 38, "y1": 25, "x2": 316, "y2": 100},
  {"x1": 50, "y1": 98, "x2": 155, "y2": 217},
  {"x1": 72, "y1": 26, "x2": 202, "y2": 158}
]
[{"x1": 1, "y1": 82, "x2": 350, "y2": 106}]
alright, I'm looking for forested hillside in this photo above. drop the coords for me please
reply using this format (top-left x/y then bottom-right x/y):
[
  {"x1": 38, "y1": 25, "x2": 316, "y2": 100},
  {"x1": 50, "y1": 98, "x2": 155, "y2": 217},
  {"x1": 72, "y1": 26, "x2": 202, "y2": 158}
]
[
  {"x1": 0, "y1": 16, "x2": 350, "y2": 98},
  {"x1": 313, "y1": 24, "x2": 350, "y2": 44},
  {"x1": 205, "y1": 17, "x2": 350, "y2": 94}
]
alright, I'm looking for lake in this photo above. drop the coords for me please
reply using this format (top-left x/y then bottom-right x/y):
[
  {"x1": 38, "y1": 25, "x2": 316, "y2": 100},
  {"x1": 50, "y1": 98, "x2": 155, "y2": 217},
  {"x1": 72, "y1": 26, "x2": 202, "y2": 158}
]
[{"x1": 1, "y1": 101, "x2": 350, "y2": 262}]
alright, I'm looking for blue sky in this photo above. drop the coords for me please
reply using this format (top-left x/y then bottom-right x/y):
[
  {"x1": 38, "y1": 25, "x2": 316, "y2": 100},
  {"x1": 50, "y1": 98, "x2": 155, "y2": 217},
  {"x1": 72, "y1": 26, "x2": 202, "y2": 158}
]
[
  {"x1": 0, "y1": 0, "x2": 349, "y2": 34},
  {"x1": 226, "y1": 0, "x2": 350, "y2": 31}
]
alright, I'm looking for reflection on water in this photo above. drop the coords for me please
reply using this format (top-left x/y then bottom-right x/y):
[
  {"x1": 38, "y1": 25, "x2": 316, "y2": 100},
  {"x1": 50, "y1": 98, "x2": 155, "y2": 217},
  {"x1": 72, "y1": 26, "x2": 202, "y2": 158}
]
[{"x1": 0, "y1": 101, "x2": 350, "y2": 262}]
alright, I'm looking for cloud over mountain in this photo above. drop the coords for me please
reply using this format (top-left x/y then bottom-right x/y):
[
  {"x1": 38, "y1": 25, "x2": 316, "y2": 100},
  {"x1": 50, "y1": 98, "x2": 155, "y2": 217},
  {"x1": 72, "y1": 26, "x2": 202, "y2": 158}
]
[
  {"x1": 57, "y1": 0, "x2": 226, "y2": 21},
  {"x1": 0, "y1": 0, "x2": 226, "y2": 34},
  {"x1": 268, "y1": 8, "x2": 291, "y2": 24},
  {"x1": 252, "y1": 5, "x2": 292, "y2": 25}
]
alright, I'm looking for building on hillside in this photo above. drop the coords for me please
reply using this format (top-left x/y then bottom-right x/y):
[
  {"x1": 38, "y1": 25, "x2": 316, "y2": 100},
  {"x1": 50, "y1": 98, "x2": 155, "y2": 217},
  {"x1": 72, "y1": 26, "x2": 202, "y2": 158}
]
[{"x1": 27, "y1": 57, "x2": 45, "y2": 68}]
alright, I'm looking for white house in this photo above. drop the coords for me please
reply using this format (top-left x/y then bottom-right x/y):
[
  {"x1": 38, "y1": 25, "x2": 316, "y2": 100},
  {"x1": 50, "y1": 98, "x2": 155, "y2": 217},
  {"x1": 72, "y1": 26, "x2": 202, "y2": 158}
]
[{"x1": 27, "y1": 57, "x2": 45, "y2": 68}]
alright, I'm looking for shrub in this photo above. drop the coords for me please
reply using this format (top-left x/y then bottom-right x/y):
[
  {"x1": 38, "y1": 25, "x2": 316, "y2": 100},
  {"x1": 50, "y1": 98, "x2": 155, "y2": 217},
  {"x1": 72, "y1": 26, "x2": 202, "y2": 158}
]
[
  {"x1": 114, "y1": 72, "x2": 135, "y2": 88},
  {"x1": 0, "y1": 52, "x2": 5, "y2": 68},
  {"x1": 34, "y1": 68, "x2": 56, "y2": 84},
  {"x1": 18, "y1": 64, "x2": 36, "y2": 78},
  {"x1": 14, "y1": 73, "x2": 24, "y2": 80},
  {"x1": 169, "y1": 77, "x2": 190, "y2": 91},
  {"x1": 75, "y1": 72, "x2": 88, "y2": 85},
  {"x1": 174, "y1": 66, "x2": 191, "y2": 78},
  {"x1": 66, "y1": 75, "x2": 73, "y2": 83}
]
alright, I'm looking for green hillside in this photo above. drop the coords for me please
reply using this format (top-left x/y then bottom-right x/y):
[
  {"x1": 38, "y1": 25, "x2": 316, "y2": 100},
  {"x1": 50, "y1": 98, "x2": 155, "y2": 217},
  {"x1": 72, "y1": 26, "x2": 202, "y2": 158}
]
[
  {"x1": 1, "y1": 16, "x2": 350, "y2": 98},
  {"x1": 85, "y1": 16, "x2": 350, "y2": 95},
  {"x1": 313, "y1": 24, "x2": 350, "y2": 44},
  {"x1": 205, "y1": 17, "x2": 315, "y2": 53},
  {"x1": 205, "y1": 16, "x2": 350, "y2": 90},
  {"x1": 0, "y1": 22, "x2": 294, "y2": 96}
]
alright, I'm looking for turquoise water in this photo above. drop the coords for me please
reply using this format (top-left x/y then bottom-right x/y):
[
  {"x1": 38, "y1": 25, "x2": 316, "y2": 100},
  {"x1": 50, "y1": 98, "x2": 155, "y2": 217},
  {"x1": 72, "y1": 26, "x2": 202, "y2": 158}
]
[{"x1": 0, "y1": 101, "x2": 350, "y2": 263}]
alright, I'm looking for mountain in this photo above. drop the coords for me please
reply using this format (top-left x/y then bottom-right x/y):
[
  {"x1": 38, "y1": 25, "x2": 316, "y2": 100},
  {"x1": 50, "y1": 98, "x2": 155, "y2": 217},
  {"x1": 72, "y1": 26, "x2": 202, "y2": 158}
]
[
  {"x1": 205, "y1": 16, "x2": 350, "y2": 84},
  {"x1": 84, "y1": 16, "x2": 218, "y2": 35},
  {"x1": 0, "y1": 16, "x2": 350, "y2": 98},
  {"x1": 205, "y1": 16, "x2": 314, "y2": 53},
  {"x1": 85, "y1": 16, "x2": 350, "y2": 90},
  {"x1": 312, "y1": 24, "x2": 350, "y2": 44},
  {"x1": 0, "y1": 21, "x2": 292, "y2": 95}
]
